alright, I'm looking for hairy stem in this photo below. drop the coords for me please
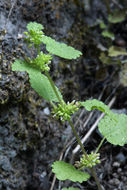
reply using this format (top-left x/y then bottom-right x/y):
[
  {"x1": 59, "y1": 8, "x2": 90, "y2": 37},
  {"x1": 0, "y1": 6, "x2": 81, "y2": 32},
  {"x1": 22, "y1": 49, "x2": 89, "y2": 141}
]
[
  {"x1": 68, "y1": 120, "x2": 88, "y2": 158},
  {"x1": 46, "y1": 72, "x2": 102, "y2": 190}
]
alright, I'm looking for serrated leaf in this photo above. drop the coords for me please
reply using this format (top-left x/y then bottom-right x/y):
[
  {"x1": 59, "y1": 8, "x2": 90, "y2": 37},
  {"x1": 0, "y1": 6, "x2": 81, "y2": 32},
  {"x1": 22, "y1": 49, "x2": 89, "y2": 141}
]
[
  {"x1": 42, "y1": 36, "x2": 82, "y2": 59},
  {"x1": 12, "y1": 60, "x2": 62, "y2": 102},
  {"x1": 108, "y1": 9, "x2": 126, "y2": 23},
  {"x1": 99, "y1": 114, "x2": 127, "y2": 146},
  {"x1": 62, "y1": 188, "x2": 80, "y2": 190},
  {"x1": 52, "y1": 161, "x2": 90, "y2": 183},
  {"x1": 108, "y1": 46, "x2": 127, "y2": 57},
  {"x1": 27, "y1": 22, "x2": 44, "y2": 32},
  {"x1": 101, "y1": 30, "x2": 115, "y2": 40},
  {"x1": 25, "y1": 22, "x2": 82, "y2": 59},
  {"x1": 80, "y1": 99, "x2": 111, "y2": 115}
]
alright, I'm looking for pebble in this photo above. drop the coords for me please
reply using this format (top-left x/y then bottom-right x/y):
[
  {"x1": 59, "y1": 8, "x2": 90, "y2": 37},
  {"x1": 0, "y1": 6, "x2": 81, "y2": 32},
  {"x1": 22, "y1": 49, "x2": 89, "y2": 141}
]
[
  {"x1": 116, "y1": 152, "x2": 126, "y2": 164},
  {"x1": 115, "y1": 38, "x2": 126, "y2": 47},
  {"x1": 7, "y1": 150, "x2": 17, "y2": 158},
  {"x1": 112, "y1": 173, "x2": 118, "y2": 178},
  {"x1": 114, "y1": 178, "x2": 120, "y2": 186},
  {"x1": 117, "y1": 168, "x2": 122, "y2": 173},
  {"x1": 121, "y1": 176, "x2": 127, "y2": 182},
  {"x1": 112, "y1": 161, "x2": 120, "y2": 167},
  {"x1": 43, "y1": 107, "x2": 50, "y2": 115},
  {"x1": 109, "y1": 179, "x2": 114, "y2": 185},
  {"x1": 109, "y1": 178, "x2": 120, "y2": 186},
  {"x1": 0, "y1": 126, "x2": 8, "y2": 136}
]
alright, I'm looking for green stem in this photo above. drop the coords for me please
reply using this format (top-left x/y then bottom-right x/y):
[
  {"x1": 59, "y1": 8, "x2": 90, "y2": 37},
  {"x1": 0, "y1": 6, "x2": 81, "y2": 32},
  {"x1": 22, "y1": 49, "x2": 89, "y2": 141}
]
[
  {"x1": 45, "y1": 71, "x2": 64, "y2": 105},
  {"x1": 36, "y1": 45, "x2": 41, "y2": 55},
  {"x1": 50, "y1": 101, "x2": 56, "y2": 108},
  {"x1": 68, "y1": 120, "x2": 102, "y2": 190},
  {"x1": 46, "y1": 71, "x2": 102, "y2": 190},
  {"x1": 68, "y1": 120, "x2": 88, "y2": 158},
  {"x1": 95, "y1": 137, "x2": 105, "y2": 154}
]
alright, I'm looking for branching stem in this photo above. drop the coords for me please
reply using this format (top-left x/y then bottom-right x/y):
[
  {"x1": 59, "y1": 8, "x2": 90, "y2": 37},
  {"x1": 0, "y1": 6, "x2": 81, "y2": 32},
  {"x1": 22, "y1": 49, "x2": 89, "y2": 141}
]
[{"x1": 46, "y1": 72, "x2": 102, "y2": 190}]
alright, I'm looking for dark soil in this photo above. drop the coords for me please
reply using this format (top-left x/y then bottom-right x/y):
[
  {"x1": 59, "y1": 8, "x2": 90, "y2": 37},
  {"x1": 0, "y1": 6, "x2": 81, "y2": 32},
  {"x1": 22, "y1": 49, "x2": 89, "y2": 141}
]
[{"x1": 0, "y1": 0, "x2": 127, "y2": 190}]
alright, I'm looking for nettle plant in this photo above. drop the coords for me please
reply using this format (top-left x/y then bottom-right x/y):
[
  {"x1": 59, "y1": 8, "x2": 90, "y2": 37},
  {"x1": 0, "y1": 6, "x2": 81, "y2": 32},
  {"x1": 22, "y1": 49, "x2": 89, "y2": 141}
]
[{"x1": 12, "y1": 22, "x2": 127, "y2": 190}]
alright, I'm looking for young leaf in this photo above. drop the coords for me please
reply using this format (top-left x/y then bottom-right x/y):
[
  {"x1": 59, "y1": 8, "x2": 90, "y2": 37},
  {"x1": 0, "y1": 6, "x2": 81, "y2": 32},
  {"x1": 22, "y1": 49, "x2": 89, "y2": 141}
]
[
  {"x1": 42, "y1": 36, "x2": 82, "y2": 59},
  {"x1": 12, "y1": 60, "x2": 62, "y2": 102},
  {"x1": 52, "y1": 161, "x2": 90, "y2": 183},
  {"x1": 24, "y1": 22, "x2": 44, "y2": 46},
  {"x1": 80, "y1": 99, "x2": 111, "y2": 115},
  {"x1": 108, "y1": 46, "x2": 127, "y2": 57},
  {"x1": 27, "y1": 22, "x2": 44, "y2": 32},
  {"x1": 62, "y1": 188, "x2": 80, "y2": 190},
  {"x1": 98, "y1": 113, "x2": 127, "y2": 146}
]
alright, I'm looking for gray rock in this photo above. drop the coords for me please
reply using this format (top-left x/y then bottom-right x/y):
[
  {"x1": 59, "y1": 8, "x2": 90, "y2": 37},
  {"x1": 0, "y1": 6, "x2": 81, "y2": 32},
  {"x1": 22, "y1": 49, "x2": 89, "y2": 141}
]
[{"x1": 0, "y1": 155, "x2": 12, "y2": 171}]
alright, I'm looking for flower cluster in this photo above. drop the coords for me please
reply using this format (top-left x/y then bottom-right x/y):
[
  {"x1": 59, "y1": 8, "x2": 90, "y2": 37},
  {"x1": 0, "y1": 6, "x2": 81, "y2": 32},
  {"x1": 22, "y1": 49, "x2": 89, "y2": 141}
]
[
  {"x1": 52, "y1": 101, "x2": 79, "y2": 122},
  {"x1": 24, "y1": 22, "x2": 44, "y2": 47},
  {"x1": 75, "y1": 152, "x2": 100, "y2": 169},
  {"x1": 30, "y1": 52, "x2": 52, "y2": 72}
]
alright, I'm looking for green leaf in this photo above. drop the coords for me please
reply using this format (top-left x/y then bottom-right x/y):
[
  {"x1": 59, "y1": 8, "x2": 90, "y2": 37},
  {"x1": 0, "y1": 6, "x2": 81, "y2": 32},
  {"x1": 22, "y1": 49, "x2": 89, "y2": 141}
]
[
  {"x1": 101, "y1": 30, "x2": 115, "y2": 40},
  {"x1": 99, "y1": 113, "x2": 127, "y2": 146},
  {"x1": 25, "y1": 22, "x2": 82, "y2": 59},
  {"x1": 108, "y1": 46, "x2": 127, "y2": 57},
  {"x1": 42, "y1": 36, "x2": 82, "y2": 59},
  {"x1": 27, "y1": 22, "x2": 44, "y2": 32},
  {"x1": 12, "y1": 60, "x2": 62, "y2": 102},
  {"x1": 52, "y1": 161, "x2": 90, "y2": 183},
  {"x1": 62, "y1": 188, "x2": 80, "y2": 190},
  {"x1": 80, "y1": 99, "x2": 111, "y2": 115},
  {"x1": 80, "y1": 99, "x2": 127, "y2": 146},
  {"x1": 108, "y1": 9, "x2": 126, "y2": 23}
]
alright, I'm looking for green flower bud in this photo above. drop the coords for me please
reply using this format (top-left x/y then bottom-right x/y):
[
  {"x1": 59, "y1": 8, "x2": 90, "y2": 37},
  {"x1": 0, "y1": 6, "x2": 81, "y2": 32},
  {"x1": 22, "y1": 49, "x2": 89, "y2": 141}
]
[
  {"x1": 52, "y1": 101, "x2": 80, "y2": 122},
  {"x1": 30, "y1": 52, "x2": 52, "y2": 72},
  {"x1": 75, "y1": 152, "x2": 101, "y2": 169}
]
